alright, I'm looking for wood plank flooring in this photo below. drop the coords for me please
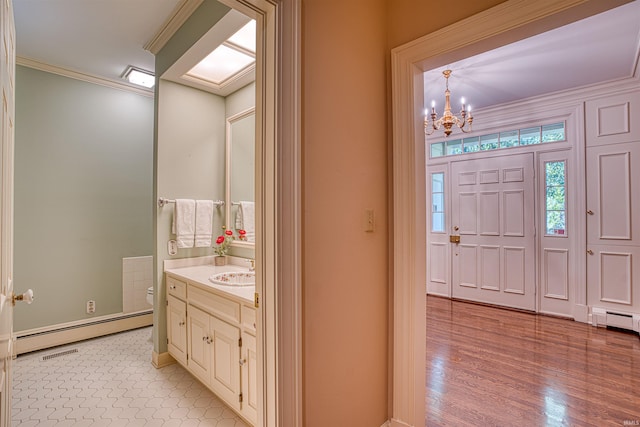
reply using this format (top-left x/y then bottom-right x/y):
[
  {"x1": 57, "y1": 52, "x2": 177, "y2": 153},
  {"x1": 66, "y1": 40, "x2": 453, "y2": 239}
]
[{"x1": 426, "y1": 296, "x2": 640, "y2": 426}]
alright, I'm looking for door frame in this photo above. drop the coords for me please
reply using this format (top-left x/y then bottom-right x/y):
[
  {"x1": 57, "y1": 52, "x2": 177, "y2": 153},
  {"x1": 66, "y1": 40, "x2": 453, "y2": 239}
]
[{"x1": 390, "y1": 1, "x2": 625, "y2": 425}]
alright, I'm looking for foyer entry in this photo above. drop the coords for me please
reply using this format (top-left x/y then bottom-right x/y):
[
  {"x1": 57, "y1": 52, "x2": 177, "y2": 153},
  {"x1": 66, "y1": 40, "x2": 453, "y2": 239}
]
[{"x1": 450, "y1": 153, "x2": 536, "y2": 311}]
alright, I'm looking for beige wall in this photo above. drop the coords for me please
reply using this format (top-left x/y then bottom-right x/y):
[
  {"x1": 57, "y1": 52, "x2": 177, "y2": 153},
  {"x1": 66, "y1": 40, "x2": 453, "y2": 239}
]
[
  {"x1": 301, "y1": 0, "x2": 508, "y2": 424},
  {"x1": 302, "y1": 0, "x2": 388, "y2": 425}
]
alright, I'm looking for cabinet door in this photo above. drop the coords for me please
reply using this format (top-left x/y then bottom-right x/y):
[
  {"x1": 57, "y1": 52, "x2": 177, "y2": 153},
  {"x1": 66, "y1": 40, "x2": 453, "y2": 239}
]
[
  {"x1": 210, "y1": 316, "x2": 241, "y2": 411},
  {"x1": 187, "y1": 305, "x2": 211, "y2": 385},
  {"x1": 167, "y1": 295, "x2": 187, "y2": 365},
  {"x1": 241, "y1": 331, "x2": 258, "y2": 425}
]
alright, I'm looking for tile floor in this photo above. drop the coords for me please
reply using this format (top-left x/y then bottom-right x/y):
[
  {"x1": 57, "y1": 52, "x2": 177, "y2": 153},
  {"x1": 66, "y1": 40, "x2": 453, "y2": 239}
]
[{"x1": 12, "y1": 327, "x2": 249, "y2": 426}]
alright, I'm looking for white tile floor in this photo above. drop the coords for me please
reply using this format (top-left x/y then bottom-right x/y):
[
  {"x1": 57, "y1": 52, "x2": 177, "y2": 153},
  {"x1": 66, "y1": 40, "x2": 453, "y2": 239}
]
[{"x1": 12, "y1": 327, "x2": 249, "y2": 427}]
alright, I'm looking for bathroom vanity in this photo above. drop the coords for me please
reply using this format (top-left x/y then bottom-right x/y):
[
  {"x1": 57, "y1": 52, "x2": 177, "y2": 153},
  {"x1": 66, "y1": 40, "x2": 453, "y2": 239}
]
[{"x1": 164, "y1": 258, "x2": 257, "y2": 425}]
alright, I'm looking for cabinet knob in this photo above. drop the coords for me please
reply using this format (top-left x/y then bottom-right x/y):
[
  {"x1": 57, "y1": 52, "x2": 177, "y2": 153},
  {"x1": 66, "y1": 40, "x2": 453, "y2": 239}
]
[
  {"x1": 170, "y1": 285, "x2": 176, "y2": 289},
  {"x1": 587, "y1": 249, "x2": 594, "y2": 255},
  {"x1": 587, "y1": 210, "x2": 594, "y2": 215},
  {"x1": 239, "y1": 358, "x2": 246, "y2": 366},
  {"x1": 179, "y1": 321, "x2": 185, "y2": 326}
]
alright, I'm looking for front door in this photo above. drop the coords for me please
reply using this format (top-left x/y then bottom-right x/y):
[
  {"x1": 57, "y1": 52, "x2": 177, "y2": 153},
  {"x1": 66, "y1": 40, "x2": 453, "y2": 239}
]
[
  {"x1": 451, "y1": 153, "x2": 536, "y2": 311},
  {"x1": 0, "y1": 0, "x2": 15, "y2": 424}
]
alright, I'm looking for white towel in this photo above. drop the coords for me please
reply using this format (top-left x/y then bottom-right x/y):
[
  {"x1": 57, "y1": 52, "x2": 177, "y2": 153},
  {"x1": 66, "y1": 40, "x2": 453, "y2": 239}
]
[
  {"x1": 236, "y1": 201, "x2": 255, "y2": 242},
  {"x1": 195, "y1": 200, "x2": 214, "y2": 247},
  {"x1": 174, "y1": 199, "x2": 195, "y2": 248}
]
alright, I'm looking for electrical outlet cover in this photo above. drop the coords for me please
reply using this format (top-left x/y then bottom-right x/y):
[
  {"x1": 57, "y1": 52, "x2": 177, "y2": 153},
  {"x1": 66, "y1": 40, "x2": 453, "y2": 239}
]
[{"x1": 168, "y1": 240, "x2": 178, "y2": 255}]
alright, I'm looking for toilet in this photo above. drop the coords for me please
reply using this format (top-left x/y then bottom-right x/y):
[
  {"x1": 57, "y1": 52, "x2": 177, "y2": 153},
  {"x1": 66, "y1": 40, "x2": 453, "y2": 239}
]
[{"x1": 146, "y1": 286, "x2": 154, "y2": 307}]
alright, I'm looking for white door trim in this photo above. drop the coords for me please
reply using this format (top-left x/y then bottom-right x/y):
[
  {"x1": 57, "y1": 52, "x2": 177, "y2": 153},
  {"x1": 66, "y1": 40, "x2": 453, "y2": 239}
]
[{"x1": 390, "y1": 1, "x2": 625, "y2": 425}]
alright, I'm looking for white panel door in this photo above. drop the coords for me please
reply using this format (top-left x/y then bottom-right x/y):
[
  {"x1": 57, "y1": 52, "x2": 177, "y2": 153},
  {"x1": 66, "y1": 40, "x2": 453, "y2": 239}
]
[
  {"x1": 586, "y1": 142, "x2": 640, "y2": 312},
  {"x1": 451, "y1": 153, "x2": 536, "y2": 310},
  {"x1": 0, "y1": 1, "x2": 16, "y2": 422}
]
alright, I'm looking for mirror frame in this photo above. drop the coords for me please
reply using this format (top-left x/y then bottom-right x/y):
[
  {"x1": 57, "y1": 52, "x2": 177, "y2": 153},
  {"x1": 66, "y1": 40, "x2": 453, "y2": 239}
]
[{"x1": 225, "y1": 106, "x2": 256, "y2": 248}]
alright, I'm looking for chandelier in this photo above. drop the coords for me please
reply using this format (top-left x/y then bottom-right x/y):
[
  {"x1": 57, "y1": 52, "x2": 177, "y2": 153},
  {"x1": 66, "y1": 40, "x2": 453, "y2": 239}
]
[{"x1": 424, "y1": 69, "x2": 473, "y2": 138}]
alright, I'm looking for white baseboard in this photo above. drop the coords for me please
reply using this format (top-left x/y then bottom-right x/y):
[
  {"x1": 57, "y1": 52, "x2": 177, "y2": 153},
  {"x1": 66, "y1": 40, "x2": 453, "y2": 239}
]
[
  {"x1": 15, "y1": 310, "x2": 153, "y2": 355},
  {"x1": 390, "y1": 418, "x2": 412, "y2": 427},
  {"x1": 152, "y1": 351, "x2": 176, "y2": 368}
]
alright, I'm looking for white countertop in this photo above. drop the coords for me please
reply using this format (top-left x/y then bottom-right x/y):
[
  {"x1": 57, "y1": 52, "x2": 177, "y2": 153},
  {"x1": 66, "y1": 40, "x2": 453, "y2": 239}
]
[{"x1": 164, "y1": 256, "x2": 255, "y2": 304}]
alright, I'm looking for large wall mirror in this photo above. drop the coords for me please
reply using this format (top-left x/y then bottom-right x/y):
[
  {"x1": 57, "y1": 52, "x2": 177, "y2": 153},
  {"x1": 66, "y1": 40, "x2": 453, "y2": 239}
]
[{"x1": 226, "y1": 107, "x2": 255, "y2": 246}]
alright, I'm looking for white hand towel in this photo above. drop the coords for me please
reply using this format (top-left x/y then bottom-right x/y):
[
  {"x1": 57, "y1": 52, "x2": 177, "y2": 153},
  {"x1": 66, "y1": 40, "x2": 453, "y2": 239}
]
[
  {"x1": 195, "y1": 200, "x2": 214, "y2": 247},
  {"x1": 238, "y1": 201, "x2": 255, "y2": 242},
  {"x1": 174, "y1": 199, "x2": 195, "y2": 248}
]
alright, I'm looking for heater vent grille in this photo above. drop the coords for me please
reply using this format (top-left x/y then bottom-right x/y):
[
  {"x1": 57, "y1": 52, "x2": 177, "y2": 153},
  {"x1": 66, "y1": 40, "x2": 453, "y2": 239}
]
[{"x1": 42, "y1": 348, "x2": 78, "y2": 361}]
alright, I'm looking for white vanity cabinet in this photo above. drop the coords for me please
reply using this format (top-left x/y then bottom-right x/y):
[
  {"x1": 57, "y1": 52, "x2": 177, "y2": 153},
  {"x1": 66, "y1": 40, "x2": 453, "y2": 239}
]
[
  {"x1": 165, "y1": 270, "x2": 257, "y2": 426},
  {"x1": 166, "y1": 276, "x2": 188, "y2": 365}
]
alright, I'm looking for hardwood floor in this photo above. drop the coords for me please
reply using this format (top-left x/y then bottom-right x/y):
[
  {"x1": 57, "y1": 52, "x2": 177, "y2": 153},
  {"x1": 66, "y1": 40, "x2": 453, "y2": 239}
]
[{"x1": 426, "y1": 296, "x2": 640, "y2": 426}]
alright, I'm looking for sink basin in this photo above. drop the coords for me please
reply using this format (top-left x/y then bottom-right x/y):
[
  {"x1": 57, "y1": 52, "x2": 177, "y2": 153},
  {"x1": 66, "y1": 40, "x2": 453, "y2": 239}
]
[{"x1": 209, "y1": 271, "x2": 255, "y2": 286}]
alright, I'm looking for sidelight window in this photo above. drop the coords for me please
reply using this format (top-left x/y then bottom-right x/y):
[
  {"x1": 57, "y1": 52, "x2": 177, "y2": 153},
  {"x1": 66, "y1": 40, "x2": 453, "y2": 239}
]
[
  {"x1": 431, "y1": 172, "x2": 445, "y2": 232},
  {"x1": 545, "y1": 161, "x2": 567, "y2": 236}
]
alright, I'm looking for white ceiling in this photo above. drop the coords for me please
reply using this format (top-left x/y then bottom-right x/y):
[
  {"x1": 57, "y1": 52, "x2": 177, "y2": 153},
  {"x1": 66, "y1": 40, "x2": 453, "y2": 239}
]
[
  {"x1": 12, "y1": 1, "x2": 640, "y2": 103},
  {"x1": 14, "y1": 0, "x2": 181, "y2": 86},
  {"x1": 424, "y1": 1, "x2": 640, "y2": 112}
]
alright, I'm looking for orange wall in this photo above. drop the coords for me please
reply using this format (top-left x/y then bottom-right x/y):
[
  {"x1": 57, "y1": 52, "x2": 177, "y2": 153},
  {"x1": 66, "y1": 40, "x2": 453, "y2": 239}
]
[
  {"x1": 387, "y1": 0, "x2": 506, "y2": 49},
  {"x1": 301, "y1": 0, "x2": 506, "y2": 424},
  {"x1": 302, "y1": 0, "x2": 388, "y2": 425}
]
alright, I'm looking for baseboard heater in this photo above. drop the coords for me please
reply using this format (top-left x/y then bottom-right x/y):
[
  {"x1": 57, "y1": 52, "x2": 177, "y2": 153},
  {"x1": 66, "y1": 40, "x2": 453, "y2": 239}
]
[
  {"x1": 15, "y1": 310, "x2": 153, "y2": 356},
  {"x1": 591, "y1": 307, "x2": 640, "y2": 336}
]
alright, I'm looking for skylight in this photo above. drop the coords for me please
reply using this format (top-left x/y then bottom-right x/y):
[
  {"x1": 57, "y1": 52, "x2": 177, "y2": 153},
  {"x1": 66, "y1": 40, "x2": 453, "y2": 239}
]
[
  {"x1": 228, "y1": 20, "x2": 256, "y2": 52},
  {"x1": 185, "y1": 20, "x2": 256, "y2": 86}
]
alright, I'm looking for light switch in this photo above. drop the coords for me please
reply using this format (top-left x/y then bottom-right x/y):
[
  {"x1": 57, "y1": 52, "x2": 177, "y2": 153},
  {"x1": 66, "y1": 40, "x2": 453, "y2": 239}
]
[{"x1": 364, "y1": 209, "x2": 375, "y2": 232}]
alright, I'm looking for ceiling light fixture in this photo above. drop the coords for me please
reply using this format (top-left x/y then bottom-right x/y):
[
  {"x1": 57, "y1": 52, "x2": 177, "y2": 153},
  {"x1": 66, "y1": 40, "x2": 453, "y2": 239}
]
[
  {"x1": 122, "y1": 66, "x2": 155, "y2": 89},
  {"x1": 425, "y1": 70, "x2": 473, "y2": 137}
]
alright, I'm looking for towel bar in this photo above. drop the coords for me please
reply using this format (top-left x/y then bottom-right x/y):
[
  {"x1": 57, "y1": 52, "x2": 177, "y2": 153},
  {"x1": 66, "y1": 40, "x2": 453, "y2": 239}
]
[{"x1": 158, "y1": 197, "x2": 224, "y2": 208}]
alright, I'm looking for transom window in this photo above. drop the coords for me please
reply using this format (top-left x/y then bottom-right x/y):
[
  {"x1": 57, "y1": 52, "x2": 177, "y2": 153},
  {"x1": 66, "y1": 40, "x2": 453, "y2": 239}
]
[{"x1": 430, "y1": 122, "x2": 565, "y2": 158}]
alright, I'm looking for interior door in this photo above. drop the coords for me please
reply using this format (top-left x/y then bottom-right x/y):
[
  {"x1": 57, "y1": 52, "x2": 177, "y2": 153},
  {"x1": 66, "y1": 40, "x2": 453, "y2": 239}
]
[
  {"x1": 451, "y1": 153, "x2": 536, "y2": 311},
  {"x1": 0, "y1": 0, "x2": 15, "y2": 425},
  {"x1": 586, "y1": 142, "x2": 640, "y2": 312}
]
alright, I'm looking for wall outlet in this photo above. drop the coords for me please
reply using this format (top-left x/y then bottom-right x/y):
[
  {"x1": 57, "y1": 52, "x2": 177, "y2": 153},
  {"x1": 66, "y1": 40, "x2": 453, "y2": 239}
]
[{"x1": 86, "y1": 300, "x2": 96, "y2": 314}]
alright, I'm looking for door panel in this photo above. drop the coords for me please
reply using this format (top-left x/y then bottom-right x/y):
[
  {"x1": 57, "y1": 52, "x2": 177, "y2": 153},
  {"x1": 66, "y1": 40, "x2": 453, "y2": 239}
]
[
  {"x1": 451, "y1": 153, "x2": 535, "y2": 311},
  {"x1": 587, "y1": 141, "x2": 640, "y2": 312},
  {"x1": 187, "y1": 305, "x2": 211, "y2": 385},
  {"x1": 0, "y1": 0, "x2": 15, "y2": 424}
]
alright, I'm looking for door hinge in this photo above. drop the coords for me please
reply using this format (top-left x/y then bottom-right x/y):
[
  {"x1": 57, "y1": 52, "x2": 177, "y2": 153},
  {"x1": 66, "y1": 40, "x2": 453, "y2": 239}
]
[
  {"x1": 166, "y1": 300, "x2": 168, "y2": 306},
  {"x1": 238, "y1": 337, "x2": 243, "y2": 347},
  {"x1": 166, "y1": 338, "x2": 169, "y2": 345},
  {"x1": 239, "y1": 392, "x2": 243, "y2": 403},
  {"x1": 254, "y1": 292, "x2": 259, "y2": 308}
]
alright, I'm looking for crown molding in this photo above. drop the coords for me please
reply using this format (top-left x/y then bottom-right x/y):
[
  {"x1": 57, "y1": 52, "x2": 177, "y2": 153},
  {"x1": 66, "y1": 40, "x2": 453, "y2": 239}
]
[
  {"x1": 16, "y1": 57, "x2": 154, "y2": 98},
  {"x1": 144, "y1": 0, "x2": 205, "y2": 55}
]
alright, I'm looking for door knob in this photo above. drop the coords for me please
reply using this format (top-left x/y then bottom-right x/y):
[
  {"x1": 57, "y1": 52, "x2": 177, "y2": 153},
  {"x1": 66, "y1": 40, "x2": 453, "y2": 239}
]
[{"x1": 12, "y1": 289, "x2": 34, "y2": 306}]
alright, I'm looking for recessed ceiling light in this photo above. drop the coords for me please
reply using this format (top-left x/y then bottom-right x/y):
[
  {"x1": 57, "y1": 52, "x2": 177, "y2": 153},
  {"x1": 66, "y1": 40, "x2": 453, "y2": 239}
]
[{"x1": 122, "y1": 66, "x2": 155, "y2": 88}]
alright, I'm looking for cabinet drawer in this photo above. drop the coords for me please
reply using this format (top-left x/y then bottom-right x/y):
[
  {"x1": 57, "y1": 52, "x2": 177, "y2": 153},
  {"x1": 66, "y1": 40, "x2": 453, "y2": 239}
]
[
  {"x1": 167, "y1": 275, "x2": 187, "y2": 300},
  {"x1": 242, "y1": 305, "x2": 256, "y2": 335},
  {"x1": 189, "y1": 286, "x2": 240, "y2": 324}
]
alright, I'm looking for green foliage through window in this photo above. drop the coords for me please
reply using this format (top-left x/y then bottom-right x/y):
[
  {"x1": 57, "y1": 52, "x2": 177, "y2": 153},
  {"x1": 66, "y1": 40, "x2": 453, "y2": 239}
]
[
  {"x1": 545, "y1": 161, "x2": 566, "y2": 236},
  {"x1": 429, "y1": 122, "x2": 566, "y2": 158}
]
